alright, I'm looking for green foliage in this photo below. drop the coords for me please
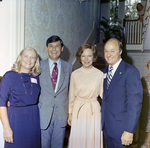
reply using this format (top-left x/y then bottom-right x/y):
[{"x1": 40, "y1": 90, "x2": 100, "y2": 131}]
[
  {"x1": 124, "y1": 0, "x2": 141, "y2": 19},
  {"x1": 110, "y1": 0, "x2": 119, "y2": 23},
  {"x1": 98, "y1": 16, "x2": 123, "y2": 42}
]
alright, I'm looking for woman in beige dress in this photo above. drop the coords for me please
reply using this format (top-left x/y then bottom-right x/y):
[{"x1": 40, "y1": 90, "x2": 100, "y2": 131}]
[{"x1": 68, "y1": 43, "x2": 103, "y2": 148}]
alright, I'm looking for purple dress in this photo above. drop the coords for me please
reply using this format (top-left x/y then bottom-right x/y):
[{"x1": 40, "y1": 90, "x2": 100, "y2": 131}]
[{"x1": 0, "y1": 71, "x2": 41, "y2": 148}]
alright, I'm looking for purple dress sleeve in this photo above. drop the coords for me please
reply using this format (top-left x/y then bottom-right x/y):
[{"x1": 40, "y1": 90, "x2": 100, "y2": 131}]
[{"x1": 0, "y1": 72, "x2": 11, "y2": 106}]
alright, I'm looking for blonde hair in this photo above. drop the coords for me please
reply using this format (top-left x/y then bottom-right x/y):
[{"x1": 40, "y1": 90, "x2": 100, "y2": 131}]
[{"x1": 12, "y1": 47, "x2": 41, "y2": 76}]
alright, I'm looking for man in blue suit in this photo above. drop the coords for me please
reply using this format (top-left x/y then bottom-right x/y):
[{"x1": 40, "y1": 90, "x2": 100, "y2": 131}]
[
  {"x1": 38, "y1": 35, "x2": 73, "y2": 148},
  {"x1": 101, "y1": 38, "x2": 143, "y2": 148}
]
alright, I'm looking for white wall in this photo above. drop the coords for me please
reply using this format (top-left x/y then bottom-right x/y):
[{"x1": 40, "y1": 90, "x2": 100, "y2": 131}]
[
  {"x1": 0, "y1": 0, "x2": 25, "y2": 147},
  {"x1": 0, "y1": 1, "x2": 11, "y2": 147},
  {"x1": 0, "y1": 0, "x2": 24, "y2": 76},
  {"x1": 0, "y1": 1, "x2": 11, "y2": 77},
  {"x1": 127, "y1": 52, "x2": 150, "y2": 78}
]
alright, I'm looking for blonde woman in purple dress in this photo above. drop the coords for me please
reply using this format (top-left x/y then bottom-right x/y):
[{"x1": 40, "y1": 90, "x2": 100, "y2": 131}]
[{"x1": 0, "y1": 47, "x2": 41, "y2": 148}]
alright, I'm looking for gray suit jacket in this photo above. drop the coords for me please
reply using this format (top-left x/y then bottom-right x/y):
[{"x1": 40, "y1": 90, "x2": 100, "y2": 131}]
[{"x1": 38, "y1": 58, "x2": 73, "y2": 130}]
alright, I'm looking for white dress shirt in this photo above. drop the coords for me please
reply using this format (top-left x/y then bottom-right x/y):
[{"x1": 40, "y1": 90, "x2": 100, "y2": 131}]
[{"x1": 108, "y1": 58, "x2": 122, "y2": 78}]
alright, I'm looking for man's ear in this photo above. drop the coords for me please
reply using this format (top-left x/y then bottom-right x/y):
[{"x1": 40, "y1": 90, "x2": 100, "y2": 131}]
[
  {"x1": 119, "y1": 50, "x2": 122, "y2": 55},
  {"x1": 61, "y1": 46, "x2": 64, "y2": 52}
]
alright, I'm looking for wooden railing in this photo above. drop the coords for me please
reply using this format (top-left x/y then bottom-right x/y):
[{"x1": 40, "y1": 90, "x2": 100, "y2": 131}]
[
  {"x1": 123, "y1": 0, "x2": 150, "y2": 50},
  {"x1": 123, "y1": 19, "x2": 142, "y2": 45}
]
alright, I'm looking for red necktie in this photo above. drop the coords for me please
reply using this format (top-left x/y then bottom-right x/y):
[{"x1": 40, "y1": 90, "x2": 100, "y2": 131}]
[{"x1": 51, "y1": 63, "x2": 58, "y2": 90}]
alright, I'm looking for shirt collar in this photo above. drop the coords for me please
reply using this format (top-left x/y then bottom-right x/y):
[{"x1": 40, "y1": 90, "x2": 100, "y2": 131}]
[
  {"x1": 109, "y1": 58, "x2": 122, "y2": 71},
  {"x1": 48, "y1": 58, "x2": 61, "y2": 68}
]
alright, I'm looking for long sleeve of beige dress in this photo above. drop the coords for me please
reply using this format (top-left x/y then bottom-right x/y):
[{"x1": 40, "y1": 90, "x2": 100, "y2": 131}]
[{"x1": 68, "y1": 66, "x2": 103, "y2": 148}]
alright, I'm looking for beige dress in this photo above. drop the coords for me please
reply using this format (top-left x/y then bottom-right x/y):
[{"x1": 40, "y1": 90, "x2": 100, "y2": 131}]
[{"x1": 68, "y1": 66, "x2": 103, "y2": 148}]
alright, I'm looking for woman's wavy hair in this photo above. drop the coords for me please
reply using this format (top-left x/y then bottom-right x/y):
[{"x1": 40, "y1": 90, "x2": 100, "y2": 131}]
[
  {"x1": 76, "y1": 43, "x2": 97, "y2": 63},
  {"x1": 12, "y1": 47, "x2": 41, "y2": 76}
]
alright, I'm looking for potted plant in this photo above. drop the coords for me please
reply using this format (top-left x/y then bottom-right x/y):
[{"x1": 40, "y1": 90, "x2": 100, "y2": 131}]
[{"x1": 98, "y1": 16, "x2": 123, "y2": 43}]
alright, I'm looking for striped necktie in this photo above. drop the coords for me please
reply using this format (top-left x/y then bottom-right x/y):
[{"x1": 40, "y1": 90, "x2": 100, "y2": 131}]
[{"x1": 107, "y1": 66, "x2": 113, "y2": 89}]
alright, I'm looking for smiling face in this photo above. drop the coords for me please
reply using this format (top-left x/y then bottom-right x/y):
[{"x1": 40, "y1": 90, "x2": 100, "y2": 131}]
[
  {"x1": 20, "y1": 49, "x2": 37, "y2": 73},
  {"x1": 104, "y1": 39, "x2": 122, "y2": 66},
  {"x1": 46, "y1": 40, "x2": 64, "y2": 62},
  {"x1": 81, "y1": 48, "x2": 94, "y2": 69}
]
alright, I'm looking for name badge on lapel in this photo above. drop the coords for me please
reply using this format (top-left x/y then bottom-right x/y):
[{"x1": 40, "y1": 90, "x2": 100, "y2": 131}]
[
  {"x1": 104, "y1": 73, "x2": 107, "y2": 79},
  {"x1": 31, "y1": 78, "x2": 37, "y2": 84}
]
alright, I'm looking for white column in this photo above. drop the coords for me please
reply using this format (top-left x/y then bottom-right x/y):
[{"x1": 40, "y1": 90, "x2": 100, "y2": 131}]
[
  {"x1": 0, "y1": 0, "x2": 25, "y2": 76},
  {"x1": 0, "y1": 0, "x2": 25, "y2": 147}
]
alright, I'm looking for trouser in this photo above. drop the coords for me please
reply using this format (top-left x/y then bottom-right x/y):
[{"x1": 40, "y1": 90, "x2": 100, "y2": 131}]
[{"x1": 41, "y1": 107, "x2": 66, "y2": 148}]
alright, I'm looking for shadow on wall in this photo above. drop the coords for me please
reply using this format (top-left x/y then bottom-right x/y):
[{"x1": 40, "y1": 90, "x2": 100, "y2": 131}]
[
  {"x1": 60, "y1": 46, "x2": 70, "y2": 62},
  {"x1": 121, "y1": 41, "x2": 133, "y2": 65}
]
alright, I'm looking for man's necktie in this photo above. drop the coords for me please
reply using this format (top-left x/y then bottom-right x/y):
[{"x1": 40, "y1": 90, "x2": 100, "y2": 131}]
[
  {"x1": 107, "y1": 66, "x2": 113, "y2": 89},
  {"x1": 51, "y1": 63, "x2": 58, "y2": 90}
]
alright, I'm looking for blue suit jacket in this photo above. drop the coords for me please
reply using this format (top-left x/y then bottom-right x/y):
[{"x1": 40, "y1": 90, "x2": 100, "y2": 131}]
[{"x1": 101, "y1": 60, "x2": 143, "y2": 141}]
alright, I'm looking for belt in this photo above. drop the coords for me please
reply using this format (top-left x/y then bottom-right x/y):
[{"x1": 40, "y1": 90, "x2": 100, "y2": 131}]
[
  {"x1": 9, "y1": 104, "x2": 37, "y2": 108},
  {"x1": 76, "y1": 97, "x2": 97, "y2": 119}
]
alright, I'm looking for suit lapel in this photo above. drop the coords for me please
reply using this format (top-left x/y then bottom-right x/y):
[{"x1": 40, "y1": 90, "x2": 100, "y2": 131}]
[
  {"x1": 56, "y1": 59, "x2": 67, "y2": 94},
  {"x1": 42, "y1": 59, "x2": 55, "y2": 95},
  {"x1": 103, "y1": 67, "x2": 108, "y2": 95},
  {"x1": 105, "y1": 60, "x2": 126, "y2": 99}
]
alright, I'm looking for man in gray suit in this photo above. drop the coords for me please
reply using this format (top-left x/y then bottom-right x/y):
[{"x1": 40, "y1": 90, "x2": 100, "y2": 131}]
[{"x1": 38, "y1": 35, "x2": 73, "y2": 148}]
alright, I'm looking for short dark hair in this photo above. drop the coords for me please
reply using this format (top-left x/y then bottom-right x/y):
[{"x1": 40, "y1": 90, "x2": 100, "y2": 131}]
[
  {"x1": 76, "y1": 43, "x2": 97, "y2": 63},
  {"x1": 46, "y1": 35, "x2": 64, "y2": 47},
  {"x1": 118, "y1": 40, "x2": 123, "y2": 52}
]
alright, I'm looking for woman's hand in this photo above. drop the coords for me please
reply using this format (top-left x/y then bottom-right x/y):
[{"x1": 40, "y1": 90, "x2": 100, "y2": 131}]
[
  {"x1": 3, "y1": 127, "x2": 13, "y2": 143},
  {"x1": 0, "y1": 107, "x2": 13, "y2": 143},
  {"x1": 67, "y1": 113, "x2": 72, "y2": 126}
]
